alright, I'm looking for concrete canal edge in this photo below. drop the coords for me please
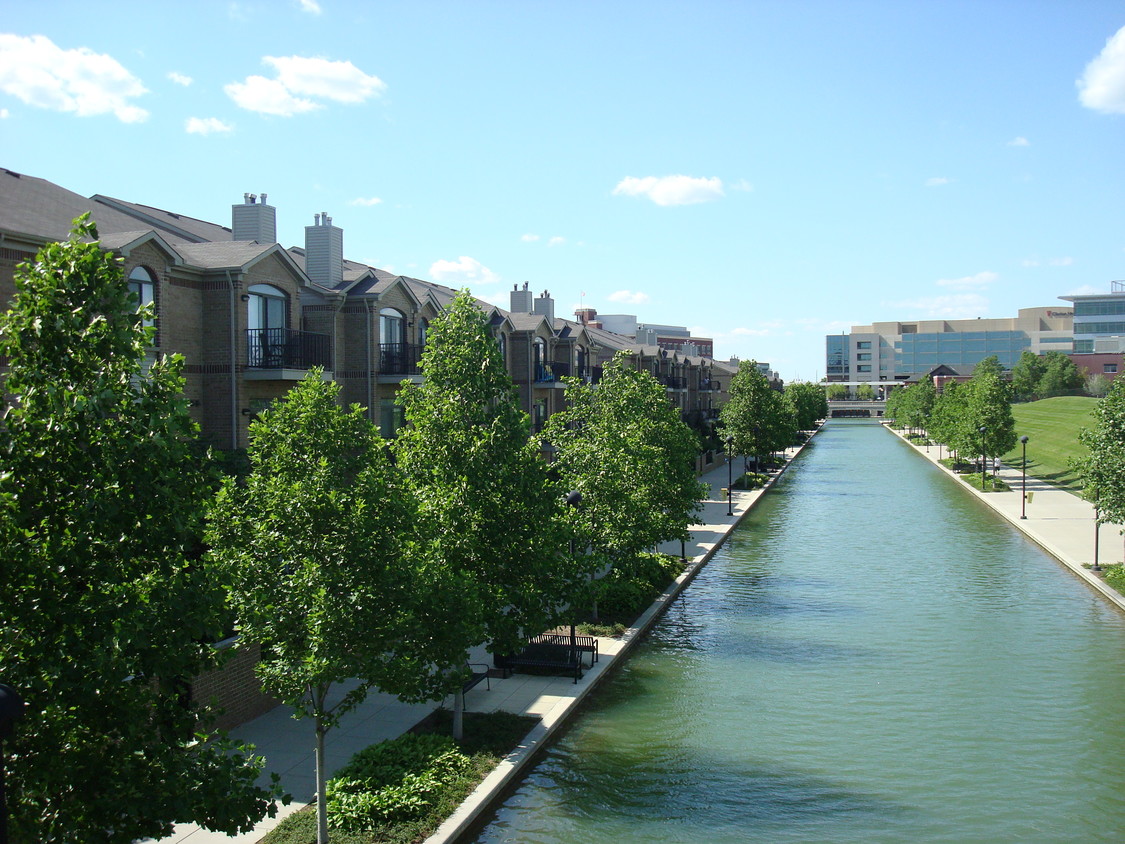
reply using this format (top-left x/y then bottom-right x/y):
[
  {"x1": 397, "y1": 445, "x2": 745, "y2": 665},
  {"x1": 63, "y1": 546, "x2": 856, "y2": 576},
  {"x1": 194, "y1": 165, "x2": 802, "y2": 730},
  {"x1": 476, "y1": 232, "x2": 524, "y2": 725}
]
[
  {"x1": 425, "y1": 426, "x2": 824, "y2": 844},
  {"x1": 885, "y1": 423, "x2": 1125, "y2": 614}
]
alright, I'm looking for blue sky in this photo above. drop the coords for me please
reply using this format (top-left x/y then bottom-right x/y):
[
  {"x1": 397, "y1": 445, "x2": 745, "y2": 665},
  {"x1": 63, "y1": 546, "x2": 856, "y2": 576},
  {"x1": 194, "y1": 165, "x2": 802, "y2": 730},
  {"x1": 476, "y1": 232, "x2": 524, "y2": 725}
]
[{"x1": 2, "y1": 1, "x2": 1123, "y2": 381}]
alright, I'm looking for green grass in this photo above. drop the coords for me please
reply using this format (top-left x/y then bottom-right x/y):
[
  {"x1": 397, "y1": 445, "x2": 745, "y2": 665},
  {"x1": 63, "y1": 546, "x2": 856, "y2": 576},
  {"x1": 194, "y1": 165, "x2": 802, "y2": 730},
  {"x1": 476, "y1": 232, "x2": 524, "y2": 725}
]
[
  {"x1": 1001, "y1": 396, "x2": 1098, "y2": 495},
  {"x1": 260, "y1": 709, "x2": 538, "y2": 844}
]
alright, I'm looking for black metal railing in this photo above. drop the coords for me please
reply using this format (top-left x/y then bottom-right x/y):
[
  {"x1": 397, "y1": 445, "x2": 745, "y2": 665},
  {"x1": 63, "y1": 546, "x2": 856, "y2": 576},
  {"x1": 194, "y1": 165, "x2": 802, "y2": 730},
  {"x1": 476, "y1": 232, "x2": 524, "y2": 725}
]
[
  {"x1": 380, "y1": 342, "x2": 423, "y2": 375},
  {"x1": 246, "y1": 328, "x2": 331, "y2": 370}
]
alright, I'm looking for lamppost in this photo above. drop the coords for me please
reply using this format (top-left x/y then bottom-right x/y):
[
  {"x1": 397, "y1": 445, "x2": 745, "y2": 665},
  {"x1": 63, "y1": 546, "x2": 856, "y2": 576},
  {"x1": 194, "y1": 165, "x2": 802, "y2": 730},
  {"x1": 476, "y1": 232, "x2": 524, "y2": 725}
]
[
  {"x1": 725, "y1": 434, "x2": 734, "y2": 517},
  {"x1": 1020, "y1": 435, "x2": 1029, "y2": 519},
  {"x1": 978, "y1": 425, "x2": 988, "y2": 492},
  {"x1": 1093, "y1": 507, "x2": 1102, "y2": 572},
  {"x1": 565, "y1": 490, "x2": 583, "y2": 660}
]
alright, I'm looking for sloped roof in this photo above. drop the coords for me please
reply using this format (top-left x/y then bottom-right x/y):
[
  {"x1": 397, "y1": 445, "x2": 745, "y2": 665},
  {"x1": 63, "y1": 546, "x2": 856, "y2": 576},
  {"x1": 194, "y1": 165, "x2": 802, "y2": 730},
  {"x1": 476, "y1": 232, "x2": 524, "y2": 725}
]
[{"x1": 92, "y1": 194, "x2": 234, "y2": 244}]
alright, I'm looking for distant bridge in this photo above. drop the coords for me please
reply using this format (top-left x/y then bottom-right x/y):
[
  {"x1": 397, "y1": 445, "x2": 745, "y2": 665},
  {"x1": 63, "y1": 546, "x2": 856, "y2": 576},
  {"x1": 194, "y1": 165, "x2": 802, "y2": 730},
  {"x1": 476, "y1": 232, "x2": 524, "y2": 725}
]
[{"x1": 828, "y1": 400, "x2": 887, "y2": 419}]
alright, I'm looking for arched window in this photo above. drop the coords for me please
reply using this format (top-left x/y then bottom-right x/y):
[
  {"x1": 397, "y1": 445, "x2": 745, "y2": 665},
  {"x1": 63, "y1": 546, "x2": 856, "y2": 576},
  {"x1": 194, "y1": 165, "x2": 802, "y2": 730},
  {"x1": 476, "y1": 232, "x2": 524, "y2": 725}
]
[
  {"x1": 380, "y1": 308, "x2": 405, "y2": 346},
  {"x1": 576, "y1": 344, "x2": 587, "y2": 378},
  {"x1": 127, "y1": 266, "x2": 156, "y2": 329},
  {"x1": 247, "y1": 284, "x2": 287, "y2": 367},
  {"x1": 418, "y1": 317, "x2": 430, "y2": 348},
  {"x1": 496, "y1": 332, "x2": 506, "y2": 365},
  {"x1": 534, "y1": 337, "x2": 549, "y2": 382}
]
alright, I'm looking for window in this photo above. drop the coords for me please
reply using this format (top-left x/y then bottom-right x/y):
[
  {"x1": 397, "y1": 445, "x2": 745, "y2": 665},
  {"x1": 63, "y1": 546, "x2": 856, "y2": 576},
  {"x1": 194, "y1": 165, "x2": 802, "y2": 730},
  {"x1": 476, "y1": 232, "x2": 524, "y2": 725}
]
[
  {"x1": 857, "y1": 365, "x2": 872, "y2": 372},
  {"x1": 127, "y1": 266, "x2": 156, "y2": 329},
  {"x1": 857, "y1": 353, "x2": 872, "y2": 361},
  {"x1": 380, "y1": 308, "x2": 405, "y2": 346},
  {"x1": 418, "y1": 317, "x2": 429, "y2": 348},
  {"x1": 497, "y1": 332, "x2": 507, "y2": 365},
  {"x1": 247, "y1": 284, "x2": 287, "y2": 367},
  {"x1": 856, "y1": 341, "x2": 871, "y2": 349},
  {"x1": 1105, "y1": 364, "x2": 1119, "y2": 374}
]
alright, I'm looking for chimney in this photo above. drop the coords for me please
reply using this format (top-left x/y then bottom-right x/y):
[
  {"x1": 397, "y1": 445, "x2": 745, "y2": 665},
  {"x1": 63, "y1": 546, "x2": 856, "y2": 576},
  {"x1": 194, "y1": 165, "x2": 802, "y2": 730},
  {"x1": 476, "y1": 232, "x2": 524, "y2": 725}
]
[
  {"x1": 232, "y1": 192, "x2": 277, "y2": 243},
  {"x1": 510, "y1": 281, "x2": 533, "y2": 313},
  {"x1": 575, "y1": 307, "x2": 598, "y2": 326},
  {"x1": 304, "y1": 212, "x2": 343, "y2": 288},
  {"x1": 533, "y1": 289, "x2": 555, "y2": 322}
]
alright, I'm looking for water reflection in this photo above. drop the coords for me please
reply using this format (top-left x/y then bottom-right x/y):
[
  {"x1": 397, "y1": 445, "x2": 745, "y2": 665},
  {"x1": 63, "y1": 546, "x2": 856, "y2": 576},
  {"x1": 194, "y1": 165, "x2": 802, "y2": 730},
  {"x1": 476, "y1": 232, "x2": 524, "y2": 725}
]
[{"x1": 475, "y1": 422, "x2": 1125, "y2": 844}]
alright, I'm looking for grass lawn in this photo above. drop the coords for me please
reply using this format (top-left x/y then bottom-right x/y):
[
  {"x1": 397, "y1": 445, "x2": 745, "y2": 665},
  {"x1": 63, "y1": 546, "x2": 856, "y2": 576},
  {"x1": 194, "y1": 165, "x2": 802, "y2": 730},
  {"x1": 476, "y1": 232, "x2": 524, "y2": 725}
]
[{"x1": 1000, "y1": 396, "x2": 1097, "y2": 494}]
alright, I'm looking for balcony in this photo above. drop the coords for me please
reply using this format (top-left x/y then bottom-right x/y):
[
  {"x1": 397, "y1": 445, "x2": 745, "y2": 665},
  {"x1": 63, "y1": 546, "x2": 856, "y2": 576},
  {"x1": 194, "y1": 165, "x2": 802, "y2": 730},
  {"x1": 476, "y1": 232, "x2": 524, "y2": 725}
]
[
  {"x1": 380, "y1": 342, "x2": 423, "y2": 376},
  {"x1": 245, "y1": 328, "x2": 331, "y2": 379}
]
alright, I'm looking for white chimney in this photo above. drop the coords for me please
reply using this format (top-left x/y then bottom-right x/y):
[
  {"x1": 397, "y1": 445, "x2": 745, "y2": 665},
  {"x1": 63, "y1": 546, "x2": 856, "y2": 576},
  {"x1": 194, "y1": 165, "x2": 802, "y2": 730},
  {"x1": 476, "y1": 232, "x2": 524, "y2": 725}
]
[
  {"x1": 305, "y1": 212, "x2": 344, "y2": 288},
  {"x1": 510, "y1": 281, "x2": 533, "y2": 313},
  {"x1": 533, "y1": 289, "x2": 555, "y2": 322},
  {"x1": 232, "y1": 192, "x2": 277, "y2": 243}
]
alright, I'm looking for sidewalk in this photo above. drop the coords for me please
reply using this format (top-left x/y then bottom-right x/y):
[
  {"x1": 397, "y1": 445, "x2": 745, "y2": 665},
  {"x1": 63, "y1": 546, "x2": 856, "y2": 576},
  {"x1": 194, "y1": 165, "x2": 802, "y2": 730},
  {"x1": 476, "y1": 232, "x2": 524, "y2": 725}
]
[
  {"x1": 887, "y1": 425, "x2": 1125, "y2": 610},
  {"x1": 152, "y1": 441, "x2": 806, "y2": 844}
]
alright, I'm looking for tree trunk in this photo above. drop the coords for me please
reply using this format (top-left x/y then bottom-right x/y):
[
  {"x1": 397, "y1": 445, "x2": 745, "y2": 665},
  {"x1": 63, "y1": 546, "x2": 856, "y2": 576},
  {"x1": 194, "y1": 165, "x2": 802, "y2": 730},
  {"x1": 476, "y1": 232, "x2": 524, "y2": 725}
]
[
  {"x1": 453, "y1": 690, "x2": 464, "y2": 742},
  {"x1": 316, "y1": 719, "x2": 329, "y2": 844}
]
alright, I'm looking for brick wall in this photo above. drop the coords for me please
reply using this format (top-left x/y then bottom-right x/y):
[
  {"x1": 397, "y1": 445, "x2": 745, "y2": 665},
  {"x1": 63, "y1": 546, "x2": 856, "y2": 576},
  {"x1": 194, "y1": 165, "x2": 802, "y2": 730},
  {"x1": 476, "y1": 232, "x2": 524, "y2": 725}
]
[{"x1": 190, "y1": 638, "x2": 279, "y2": 731}]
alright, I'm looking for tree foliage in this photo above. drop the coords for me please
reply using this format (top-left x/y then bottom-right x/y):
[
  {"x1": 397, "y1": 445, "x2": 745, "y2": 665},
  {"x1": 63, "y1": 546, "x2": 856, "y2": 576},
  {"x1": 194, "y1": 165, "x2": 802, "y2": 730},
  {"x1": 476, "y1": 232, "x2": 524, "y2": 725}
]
[
  {"x1": 542, "y1": 351, "x2": 705, "y2": 559},
  {"x1": 1012, "y1": 350, "x2": 1084, "y2": 400},
  {"x1": 1074, "y1": 378, "x2": 1125, "y2": 525},
  {"x1": 208, "y1": 372, "x2": 443, "y2": 844},
  {"x1": 395, "y1": 291, "x2": 577, "y2": 660},
  {"x1": 784, "y1": 382, "x2": 828, "y2": 431},
  {"x1": 0, "y1": 218, "x2": 278, "y2": 842},
  {"x1": 721, "y1": 360, "x2": 797, "y2": 460}
]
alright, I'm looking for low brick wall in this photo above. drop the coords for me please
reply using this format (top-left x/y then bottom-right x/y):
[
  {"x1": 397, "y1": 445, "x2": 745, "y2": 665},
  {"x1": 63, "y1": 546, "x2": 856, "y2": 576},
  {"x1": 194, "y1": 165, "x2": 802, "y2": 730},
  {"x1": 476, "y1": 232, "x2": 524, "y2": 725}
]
[{"x1": 191, "y1": 638, "x2": 279, "y2": 730}]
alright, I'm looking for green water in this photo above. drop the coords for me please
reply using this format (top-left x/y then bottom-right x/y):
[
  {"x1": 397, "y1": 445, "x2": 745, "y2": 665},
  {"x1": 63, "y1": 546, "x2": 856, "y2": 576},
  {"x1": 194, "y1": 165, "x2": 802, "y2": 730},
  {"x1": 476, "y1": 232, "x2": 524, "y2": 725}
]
[{"x1": 474, "y1": 421, "x2": 1125, "y2": 843}]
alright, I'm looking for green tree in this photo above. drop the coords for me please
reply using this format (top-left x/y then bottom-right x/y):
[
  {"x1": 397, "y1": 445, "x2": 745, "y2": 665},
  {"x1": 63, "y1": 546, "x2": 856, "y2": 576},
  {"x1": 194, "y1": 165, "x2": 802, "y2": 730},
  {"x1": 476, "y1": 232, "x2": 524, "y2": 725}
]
[
  {"x1": 1011, "y1": 351, "x2": 1046, "y2": 401},
  {"x1": 973, "y1": 354, "x2": 1005, "y2": 379},
  {"x1": 208, "y1": 372, "x2": 443, "y2": 844},
  {"x1": 785, "y1": 382, "x2": 828, "y2": 431},
  {"x1": 1087, "y1": 372, "x2": 1111, "y2": 398},
  {"x1": 968, "y1": 368, "x2": 1017, "y2": 481},
  {"x1": 721, "y1": 360, "x2": 797, "y2": 466},
  {"x1": 1038, "y1": 351, "x2": 1084, "y2": 397},
  {"x1": 855, "y1": 382, "x2": 875, "y2": 400},
  {"x1": 826, "y1": 382, "x2": 848, "y2": 400},
  {"x1": 543, "y1": 351, "x2": 706, "y2": 560},
  {"x1": 930, "y1": 380, "x2": 970, "y2": 459},
  {"x1": 0, "y1": 218, "x2": 279, "y2": 843},
  {"x1": 1074, "y1": 378, "x2": 1125, "y2": 525},
  {"x1": 395, "y1": 291, "x2": 579, "y2": 704}
]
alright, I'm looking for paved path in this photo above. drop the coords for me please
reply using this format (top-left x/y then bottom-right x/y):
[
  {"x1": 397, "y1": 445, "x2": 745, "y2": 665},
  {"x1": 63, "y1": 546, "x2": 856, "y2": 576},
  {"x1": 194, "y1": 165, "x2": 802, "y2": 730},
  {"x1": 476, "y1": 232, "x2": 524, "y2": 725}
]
[{"x1": 152, "y1": 422, "x2": 1124, "y2": 843}]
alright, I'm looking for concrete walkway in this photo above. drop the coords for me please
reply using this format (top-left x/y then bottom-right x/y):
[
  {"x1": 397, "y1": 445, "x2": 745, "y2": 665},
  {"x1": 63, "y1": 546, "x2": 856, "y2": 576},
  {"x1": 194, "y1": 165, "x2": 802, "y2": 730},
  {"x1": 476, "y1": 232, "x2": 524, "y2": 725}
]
[{"x1": 154, "y1": 421, "x2": 1125, "y2": 843}]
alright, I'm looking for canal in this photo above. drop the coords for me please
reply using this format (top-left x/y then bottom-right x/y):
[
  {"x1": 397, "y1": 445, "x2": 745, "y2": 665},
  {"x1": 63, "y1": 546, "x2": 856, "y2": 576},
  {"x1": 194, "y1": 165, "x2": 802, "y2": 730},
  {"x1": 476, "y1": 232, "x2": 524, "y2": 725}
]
[{"x1": 474, "y1": 421, "x2": 1125, "y2": 843}]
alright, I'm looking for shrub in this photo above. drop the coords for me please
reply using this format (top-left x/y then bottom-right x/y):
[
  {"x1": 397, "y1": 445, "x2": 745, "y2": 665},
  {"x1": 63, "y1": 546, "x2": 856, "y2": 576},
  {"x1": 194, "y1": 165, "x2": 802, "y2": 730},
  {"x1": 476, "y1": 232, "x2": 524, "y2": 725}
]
[
  {"x1": 325, "y1": 733, "x2": 471, "y2": 830},
  {"x1": 1104, "y1": 565, "x2": 1125, "y2": 594}
]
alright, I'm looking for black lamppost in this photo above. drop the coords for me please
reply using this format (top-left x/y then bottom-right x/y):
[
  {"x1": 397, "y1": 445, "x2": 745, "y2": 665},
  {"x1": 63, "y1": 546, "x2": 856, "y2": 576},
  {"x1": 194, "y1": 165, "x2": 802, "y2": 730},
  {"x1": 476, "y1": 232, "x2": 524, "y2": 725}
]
[
  {"x1": 1093, "y1": 508, "x2": 1102, "y2": 572},
  {"x1": 725, "y1": 434, "x2": 734, "y2": 516},
  {"x1": 1020, "y1": 435, "x2": 1029, "y2": 519},
  {"x1": 565, "y1": 490, "x2": 582, "y2": 662},
  {"x1": 0, "y1": 683, "x2": 24, "y2": 844},
  {"x1": 979, "y1": 425, "x2": 988, "y2": 491}
]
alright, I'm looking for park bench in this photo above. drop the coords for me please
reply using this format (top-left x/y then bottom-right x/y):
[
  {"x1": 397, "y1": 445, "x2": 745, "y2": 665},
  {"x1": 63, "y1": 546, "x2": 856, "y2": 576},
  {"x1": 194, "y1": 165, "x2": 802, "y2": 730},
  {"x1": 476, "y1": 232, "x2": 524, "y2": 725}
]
[
  {"x1": 461, "y1": 663, "x2": 491, "y2": 695},
  {"x1": 498, "y1": 642, "x2": 583, "y2": 683},
  {"x1": 528, "y1": 632, "x2": 599, "y2": 667}
]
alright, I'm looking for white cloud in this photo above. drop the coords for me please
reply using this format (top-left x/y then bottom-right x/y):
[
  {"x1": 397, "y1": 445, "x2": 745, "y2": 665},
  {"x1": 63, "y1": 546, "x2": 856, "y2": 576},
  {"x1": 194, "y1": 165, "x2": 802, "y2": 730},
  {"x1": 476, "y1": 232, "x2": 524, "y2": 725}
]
[
  {"x1": 612, "y1": 174, "x2": 724, "y2": 206},
  {"x1": 730, "y1": 326, "x2": 772, "y2": 337},
  {"x1": 886, "y1": 293, "x2": 990, "y2": 319},
  {"x1": 0, "y1": 33, "x2": 148, "y2": 122},
  {"x1": 226, "y1": 55, "x2": 385, "y2": 116},
  {"x1": 935, "y1": 271, "x2": 998, "y2": 290},
  {"x1": 0, "y1": 108, "x2": 8, "y2": 119},
  {"x1": 168, "y1": 71, "x2": 193, "y2": 86},
  {"x1": 548, "y1": 236, "x2": 566, "y2": 247},
  {"x1": 185, "y1": 116, "x2": 233, "y2": 135},
  {"x1": 349, "y1": 196, "x2": 382, "y2": 206},
  {"x1": 521, "y1": 233, "x2": 540, "y2": 242},
  {"x1": 607, "y1": 289, "x2": 650, "y2": 305},
  {"x1": 297, "y1": 0, "x2": 322, "y2": 14},
  {"x1": 429, "y1": 256, "x2": 500, "y2": 285},
  {"x1": 925, "y1": 176, "x2": 950, "y2": 187},
  {"x1": 1007, "y1": 136, "x2": 1030, "y2": 146},
  {"x1": 730, "y1": 179, "x2": 754, "y2": 192},
  {"x1": 1049, "y1": 256, "x2": 1074, "y2": 266},
  {"x1": 1078, "y1": 25, "x2": 1125, "y2": 114}
]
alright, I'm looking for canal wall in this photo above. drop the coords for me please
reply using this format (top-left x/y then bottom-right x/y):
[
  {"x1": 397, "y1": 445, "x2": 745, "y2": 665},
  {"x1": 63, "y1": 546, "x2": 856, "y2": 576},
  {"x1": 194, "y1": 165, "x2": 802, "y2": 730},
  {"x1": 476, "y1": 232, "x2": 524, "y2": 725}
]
[
  {"x1": 427, "y1": 426, "x2": 825, "y2": 844},
  {"x1": 885, "y1": 423, "x2": 1125, "y2": 613}
]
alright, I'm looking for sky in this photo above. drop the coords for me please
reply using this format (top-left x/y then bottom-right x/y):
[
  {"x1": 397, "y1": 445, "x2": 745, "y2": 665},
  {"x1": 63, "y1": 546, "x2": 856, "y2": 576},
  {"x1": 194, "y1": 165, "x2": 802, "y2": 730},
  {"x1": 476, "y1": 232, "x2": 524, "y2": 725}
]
[{"x1": 2, "y1": 1, "x2": 1124, "y2": 382}]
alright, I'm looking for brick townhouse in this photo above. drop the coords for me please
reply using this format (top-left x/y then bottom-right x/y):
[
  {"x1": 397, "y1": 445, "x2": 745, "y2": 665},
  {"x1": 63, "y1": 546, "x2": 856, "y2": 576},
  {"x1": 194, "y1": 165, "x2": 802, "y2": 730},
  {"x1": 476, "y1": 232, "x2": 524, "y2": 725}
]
[{"x1": 0, "y1": 166, "x2": 733, "y2": 725}]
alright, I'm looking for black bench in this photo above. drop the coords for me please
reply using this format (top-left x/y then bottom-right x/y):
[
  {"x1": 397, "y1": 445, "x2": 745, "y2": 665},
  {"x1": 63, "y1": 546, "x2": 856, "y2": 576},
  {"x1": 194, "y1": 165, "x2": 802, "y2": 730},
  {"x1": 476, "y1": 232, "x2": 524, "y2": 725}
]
[
  {"x1": 528, "y1": 633, "x2": 599, "y2": 667},
  {"x1": 501, "y1": 642, "x2": 583, "y2": 683},
  {"x1": 461, "y1": 663, "x2": 491, "y2": 695}
]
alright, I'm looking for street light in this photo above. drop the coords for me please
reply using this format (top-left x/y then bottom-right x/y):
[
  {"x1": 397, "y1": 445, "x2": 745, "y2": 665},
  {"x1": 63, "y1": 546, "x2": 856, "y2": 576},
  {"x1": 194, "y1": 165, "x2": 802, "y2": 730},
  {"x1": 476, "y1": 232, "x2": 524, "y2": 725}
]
[
  {"x1": 1093, "y1": 507, "x2": 1102, "y2": 572},
  {"x1": 978, "y1": 425, "x2": 988, "y2": 492},
  {"x1": 725, "y1": 434, "x2": 734, "y2": 516},
  {"x1": 1020, "y1": 435, "x2": 1029, "y2": 519}
]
